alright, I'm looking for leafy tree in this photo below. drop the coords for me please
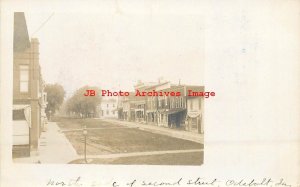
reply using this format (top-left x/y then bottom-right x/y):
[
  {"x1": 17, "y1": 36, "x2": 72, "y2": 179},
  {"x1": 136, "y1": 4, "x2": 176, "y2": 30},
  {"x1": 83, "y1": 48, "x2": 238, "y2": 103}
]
[
  {"x1": 45, "y1": 83, "x2": 65, "y2": 118},
  {"x1": 66, "y1": 86, "x2": 101, "y2": 118}
]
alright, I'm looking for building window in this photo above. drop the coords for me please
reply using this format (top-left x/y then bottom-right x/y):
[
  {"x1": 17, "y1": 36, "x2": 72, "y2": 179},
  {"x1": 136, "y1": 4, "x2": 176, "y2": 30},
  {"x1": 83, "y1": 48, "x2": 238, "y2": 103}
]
[
  {"x1": 19, "y1": 65, "x2": 29, "y2": 92},
  {"x1": 106, "y1": 110, "x2": 109, "y2": 115},
  {"x1": 180, "y1": 97, "x2": 183, "y2": 108},
  {"x1": 164, "y1": 96, "x2": 168, "y2": 106},
  {"x1": 171, "y1": 98, "x2": 174, "y2": 108},
  {"x1": 107, "y1": 104, "x2": 109, "y2": 108},
  {"x1": 158, "y1": 97, "x2": 161, "y2": 107},
  {"x1": 113, "y1": 104, "x2": 115, "y2": 107}
]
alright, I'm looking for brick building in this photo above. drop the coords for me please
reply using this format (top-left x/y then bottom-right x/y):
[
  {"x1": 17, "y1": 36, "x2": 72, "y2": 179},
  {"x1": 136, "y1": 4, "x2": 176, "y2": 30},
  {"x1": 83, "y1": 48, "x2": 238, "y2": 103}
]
[
  {"x1": 186, "y1": 86, "x2": 204, "y2": 133},
  {"x1": 145, "y1": 81, "x2": 171, "y2": 125},
  {"x1": 157, "y1": 85, "x2": 186, "y2": 128},
  {"x1": 117, "y1": 80, "x2": 204, "y2": 134},
  {"x1": 12, "y1": 12, "x2": 48, "y2": 157},
  {"x1": 133, "y1": 81, "x2": 156, "y2": 123}
]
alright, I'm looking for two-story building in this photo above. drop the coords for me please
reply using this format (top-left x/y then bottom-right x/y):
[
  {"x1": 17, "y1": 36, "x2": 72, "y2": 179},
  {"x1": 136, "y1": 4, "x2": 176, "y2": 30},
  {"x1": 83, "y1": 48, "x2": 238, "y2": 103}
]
[
  {"x1": 116, "y1": 80, "x2": 205, "y2": 134},
  {"x1": 157, "y1": 85, "x2": 186, "y2": 128},
  {"x1": 98, "y1": 98, "x2": 118, "y2": 118},
  {"x1": 186, "y1": 85, "x2": 204, "y2": 133},
  {"x1": 145, "y1": 81, "x2": 171, "y2": 125},
  {"x1": 13, "y1": 12, "x2": 48, "y2": 157},
  {"x1": 121, "y1": 92, "x2": 135, "y2": 121},
  {"x1": 133, "y1": 81, "x2": 156, "y2": 123},
  {"x1": 161, "y1": 85, "x2": 204, "y2": 132}
]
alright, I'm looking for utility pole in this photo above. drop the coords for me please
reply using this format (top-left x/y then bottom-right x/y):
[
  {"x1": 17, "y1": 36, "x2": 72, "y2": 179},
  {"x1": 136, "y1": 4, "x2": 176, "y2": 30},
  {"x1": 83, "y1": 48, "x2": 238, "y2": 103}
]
[{"x1": 83, "y1": 125, "x2": 88, "y2": 163}]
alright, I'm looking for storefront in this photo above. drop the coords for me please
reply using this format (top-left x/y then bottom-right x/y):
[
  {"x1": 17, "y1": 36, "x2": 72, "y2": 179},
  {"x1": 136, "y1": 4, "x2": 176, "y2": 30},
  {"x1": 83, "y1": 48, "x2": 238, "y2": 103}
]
[
  {"x1": 130, "y1": 109, "x2": 135, "y2": 122},
  {"x1": 158, "y1": 109, "x2": 168, "y2": 127},
  {"x1": 146, "y1": 110, "x2": 157, "y2": 124},
  {"x1": 187, "y1": 111, "x2": 202, "y2": 133},
  {"x1": 135, "y1": 108, "x2": 144, "y2": 122},
  {"x1": 12, "y1": 105, "x2": 31, "y2": 158},
  {"x1": 166, "y1": 109, "x2": 186, "y2": 129}
]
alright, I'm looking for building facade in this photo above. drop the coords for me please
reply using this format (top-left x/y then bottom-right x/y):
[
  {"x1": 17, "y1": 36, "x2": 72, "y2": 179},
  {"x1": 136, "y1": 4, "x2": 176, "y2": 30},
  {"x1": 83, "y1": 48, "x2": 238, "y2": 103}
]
[
  {"x1": 158, "y1": 85, "x2": 186, "y2": 128},
  {"x1": 145, "y1": 81, "x2": 171, "y2": 125},
  {"x1": 13, "y1": 12, "x2": 48, "y2": 157},
  {"x1": 117, "y1": 93, "x2": 135, "y2": 121},
  {"x1": 186, "y1": 86, "x2": 204, "y2": 133},
  {"x1": 117, "y1": 80, "x2": 205, "y2": 134},
  {"x1": 98, "y1": 98, "x2": 118, "y2": 118},
  {"x1": 117, "y1": 96, "x2": 125, "y2": 120},
  {"x1": 133, "y1": 81, "x2": 156, "y2": 123}
]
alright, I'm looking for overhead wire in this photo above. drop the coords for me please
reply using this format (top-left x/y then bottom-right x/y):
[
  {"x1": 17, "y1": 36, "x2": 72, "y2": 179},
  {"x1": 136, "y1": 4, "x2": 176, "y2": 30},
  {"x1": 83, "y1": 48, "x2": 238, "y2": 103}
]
[{"x1": 31, "y1": 12, "x2": 55, "y2": 36}]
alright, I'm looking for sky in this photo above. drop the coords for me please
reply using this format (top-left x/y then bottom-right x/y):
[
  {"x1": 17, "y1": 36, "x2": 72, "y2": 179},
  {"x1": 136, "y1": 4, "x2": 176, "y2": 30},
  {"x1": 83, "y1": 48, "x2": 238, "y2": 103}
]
[{"x1": 24, "y1": 4, "x2": 204, "y2": 97}]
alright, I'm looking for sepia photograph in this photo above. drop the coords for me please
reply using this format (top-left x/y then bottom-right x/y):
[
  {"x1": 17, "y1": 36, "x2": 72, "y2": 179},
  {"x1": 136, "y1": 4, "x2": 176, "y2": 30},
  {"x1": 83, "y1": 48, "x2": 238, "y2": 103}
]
[
  {"x1": 2, "y1": 1, "x2": 299, "y2": 187},
  {"x1": 12, "y1": 11, "x2": 205, "y2": 165}
]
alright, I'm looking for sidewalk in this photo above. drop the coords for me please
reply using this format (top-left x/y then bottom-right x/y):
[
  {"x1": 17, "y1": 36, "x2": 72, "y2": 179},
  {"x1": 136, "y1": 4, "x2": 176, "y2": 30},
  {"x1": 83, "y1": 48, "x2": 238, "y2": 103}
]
[
  {"x1": 14, "y1": 122, "x2": 78, "y2": 164},
  {"x1": 100, "y1": 119, "x2": 204, "y2": 144}
]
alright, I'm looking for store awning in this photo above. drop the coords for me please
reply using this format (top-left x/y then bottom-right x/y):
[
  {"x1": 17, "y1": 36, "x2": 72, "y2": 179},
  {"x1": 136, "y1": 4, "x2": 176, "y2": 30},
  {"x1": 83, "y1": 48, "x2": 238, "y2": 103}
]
[
  {"x1": 187, "y1": 111, "x2": 201, "y2": 118},
  {"x1": 13, "y1": 104, "x2": 30, "y2": 110},
  {"x1": 13, "y1": 105, "x2": 31, "y2": 128},
  {"x1": 163, "y1": 108, "x2": 186, "y2": 115},
  {"x1": 158, "y1": 109, "x2": 167, "y2": 113}
]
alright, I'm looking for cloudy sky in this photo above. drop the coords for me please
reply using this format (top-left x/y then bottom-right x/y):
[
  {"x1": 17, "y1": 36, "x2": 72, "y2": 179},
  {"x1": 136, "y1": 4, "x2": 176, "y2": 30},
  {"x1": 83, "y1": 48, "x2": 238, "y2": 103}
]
[{"x1": 23, "y1": 2, "x2": 204, "y2": 97}]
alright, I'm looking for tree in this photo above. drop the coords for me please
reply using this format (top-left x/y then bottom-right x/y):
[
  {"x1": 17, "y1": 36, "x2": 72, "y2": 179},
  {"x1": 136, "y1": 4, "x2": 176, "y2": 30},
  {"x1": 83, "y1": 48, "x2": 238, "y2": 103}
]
[
  {"x1": 66, "y1": 86, "x2": 101, "y2": 118},
  {"x1": 45, "y1": 83, "x2": 65, "y2": 118}
]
